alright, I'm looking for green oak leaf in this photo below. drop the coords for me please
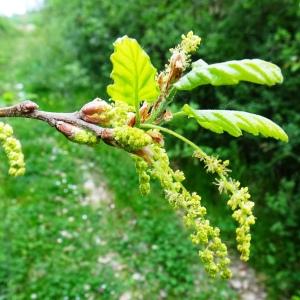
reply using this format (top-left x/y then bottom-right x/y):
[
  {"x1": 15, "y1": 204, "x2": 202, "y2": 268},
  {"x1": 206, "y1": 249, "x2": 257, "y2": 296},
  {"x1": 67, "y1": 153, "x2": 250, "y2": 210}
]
[
  {"x1": 107, "y1": 36, "x2": 159, "y2": 109},
  {"x1": 182, "y1": 104, "x2": 288, "y2": 142},
  {"x1": 175, "y1": 59, "x2": 283, "y2": 90}
]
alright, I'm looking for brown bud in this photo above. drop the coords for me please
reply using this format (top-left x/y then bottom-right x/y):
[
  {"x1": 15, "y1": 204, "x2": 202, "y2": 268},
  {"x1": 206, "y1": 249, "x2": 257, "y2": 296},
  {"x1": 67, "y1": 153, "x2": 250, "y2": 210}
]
[
  {"x1": 21, "y1": 100, "x2": 39, "y2": 113},
  {"x1": 169, "y1": 52, "x2": 185, "y2": 82},
  {"x1": 157, "y1": 72, "x2": 165, "y2": 91},
  {"x1": 56, "y1": 121, "x2": 77, "y2": 138},
  {"x1": 163, "y1": 111, "x2": 173, "y2": 122},
  {"x1": 134, "y1": 146, "x2": 153, "y2": 164},
  {"x1": 80, "y1": 98, "x2": 112, "y2": 125},
  {"x1": 82, "y1": 114, "x2": 104, "y2": 124},
  {"x1": 127, "y1": 103, "x2": 150, "y2": 126},
  {"x1": 56, "y1": 121, "x2": 98, "y2": 145},
  {"x1": 147, "y1": 130, "x2": 164, "y2": 146},
  {"x1": 102, "y1": 128, "x2": 114, "y2": 140},
  {"x1": 81, "y1": 98, "x2": 111, "y2": 115},
  {"x1": 127, "y1": 113, "x2": 136, "y2": 127},
  {"x1": 139, "y1": 102, "x2": 150, "y2": 122}
]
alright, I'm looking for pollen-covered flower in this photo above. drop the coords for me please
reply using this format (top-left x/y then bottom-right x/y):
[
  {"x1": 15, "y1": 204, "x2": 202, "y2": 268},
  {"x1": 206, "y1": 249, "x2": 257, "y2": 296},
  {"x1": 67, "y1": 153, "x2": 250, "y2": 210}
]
[
  {"x1": 181, "y1": 31, "x2": 201, "y2": 53},
  {"x1": 133, "y1": 156, "x2": 151, "y2": 195},
  {"x1": 114, "y1": 126, "x2": 152, "y2": 152},
  {"x1": 108, "y1": 101, "x2": 135, "y2": 127},
  {"x1": 0, "y1": 122, "x2": 25, "y2": 176},
  {"x1": 193, "y1": 151, "x2": 230, "y2": 175},
  {"x1": 227, "y1": 185, "x2": 255, "y2": 261},
  {"x1": 73, "y1": 129, "x2": 98, "y2": 145}
]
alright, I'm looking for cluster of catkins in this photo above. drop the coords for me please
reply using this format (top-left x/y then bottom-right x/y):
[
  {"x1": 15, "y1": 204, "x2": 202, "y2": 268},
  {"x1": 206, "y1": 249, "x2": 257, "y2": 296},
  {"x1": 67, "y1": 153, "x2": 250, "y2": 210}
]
[
  {"x1": 116, "y1": 126, "x2": 232, "y2": 278},
  {"x1": 149, "y1": 144, "x2": 232, "y2": 278},
  {"x1": 34, "y1": 30, "x2": 255, "y2": 276},
  {"x1": 111, "y1": 123, "x2": 255, "y2": 277},
  {"x1": 0, "y1": 122, "x2": 25, "y2": 176},
  {"x1": 77, "y1": 88, "x2": 254, "y2": 277}
]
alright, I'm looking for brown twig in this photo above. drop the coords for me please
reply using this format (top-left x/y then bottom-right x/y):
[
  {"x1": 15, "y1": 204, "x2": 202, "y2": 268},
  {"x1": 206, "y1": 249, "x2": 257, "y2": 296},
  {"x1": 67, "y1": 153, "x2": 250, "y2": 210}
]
[{"x1": 0, "y1": 100, "x2": 114, "y2": 143}]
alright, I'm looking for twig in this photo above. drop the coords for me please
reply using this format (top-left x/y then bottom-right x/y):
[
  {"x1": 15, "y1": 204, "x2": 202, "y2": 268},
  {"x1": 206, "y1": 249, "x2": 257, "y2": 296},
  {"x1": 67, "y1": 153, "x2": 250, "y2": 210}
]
[{"x1": 0, "y1": 100, "x2": 114, "y2": 143}]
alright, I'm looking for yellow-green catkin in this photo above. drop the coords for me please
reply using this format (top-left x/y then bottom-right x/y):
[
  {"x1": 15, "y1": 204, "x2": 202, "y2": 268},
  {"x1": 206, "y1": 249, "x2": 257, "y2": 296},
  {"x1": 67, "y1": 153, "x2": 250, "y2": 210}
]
[
  {"x1": 133, "y1": 156, "x2": 150, "y2": 195},
  {"x1": 0, "y1": 122, "x2": 25, "y2": 176},
  {"x1": 114, "y1": 126, "x2": 152, "y2": 152},
  {"x1": 194, "y1": 150, "x2": 255, "y2": 262},
  {"x1": 95, "y1": 101, "x2": 134, "y2": 127},
  {"x1": 216, "y1": 178, "x2": 255, "y2": 261},
  {"x1": 81, "y1": 100, "x2": 134, "y2": 128},
  {"x1": 180, "y1": 31, "x2": 202, "y2": 54},
  {"x1": 170, "y1": 31, "x2": 202, "y2": 69},
  {"x1": 158, "y1": 32, "x2": 202, "y2": 89},
  {"x1": 73, "y1": 129, "x2": 98, "y2": 145},
  {"x1": 148, "y1": 144, "x2": 232, "y2": 278},
  {"x1": 108, "y1": 102, "x2": 135, "y2": 127}
]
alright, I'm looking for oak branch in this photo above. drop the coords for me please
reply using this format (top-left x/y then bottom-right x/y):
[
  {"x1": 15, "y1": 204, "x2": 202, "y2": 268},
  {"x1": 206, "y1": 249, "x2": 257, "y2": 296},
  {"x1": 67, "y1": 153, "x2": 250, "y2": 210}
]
[{"x1": 0, "y1": 100, "x2": 115, "y2": 144}]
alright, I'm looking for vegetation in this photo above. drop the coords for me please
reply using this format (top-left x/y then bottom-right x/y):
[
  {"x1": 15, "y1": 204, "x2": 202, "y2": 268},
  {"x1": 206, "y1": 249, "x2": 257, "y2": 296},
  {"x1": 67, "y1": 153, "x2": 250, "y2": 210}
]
[{"x1": 0, "y1": 1, "x2": 299, "y2": 299}]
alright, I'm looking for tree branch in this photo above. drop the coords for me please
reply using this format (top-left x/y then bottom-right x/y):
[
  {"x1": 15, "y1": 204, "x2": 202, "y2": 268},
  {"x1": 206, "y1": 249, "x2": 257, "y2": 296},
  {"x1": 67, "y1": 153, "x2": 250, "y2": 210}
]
[{"x1": 0, "y1": 100, "x2": 115, "y2": 144}]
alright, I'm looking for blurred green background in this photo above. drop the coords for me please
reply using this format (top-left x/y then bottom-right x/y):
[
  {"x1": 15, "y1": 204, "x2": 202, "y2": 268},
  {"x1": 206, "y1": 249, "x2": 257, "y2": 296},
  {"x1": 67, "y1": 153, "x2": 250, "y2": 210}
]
[{"x1": 0, "y1": 1, "x2": 299, "y2": 299}]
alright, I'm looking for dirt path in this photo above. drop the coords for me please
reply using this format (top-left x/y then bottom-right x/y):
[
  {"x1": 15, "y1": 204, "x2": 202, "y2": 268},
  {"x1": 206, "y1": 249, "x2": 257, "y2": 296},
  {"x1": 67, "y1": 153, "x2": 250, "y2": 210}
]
[{"x1": 230, "y1": 258, "x2": 266, "y2": 300}]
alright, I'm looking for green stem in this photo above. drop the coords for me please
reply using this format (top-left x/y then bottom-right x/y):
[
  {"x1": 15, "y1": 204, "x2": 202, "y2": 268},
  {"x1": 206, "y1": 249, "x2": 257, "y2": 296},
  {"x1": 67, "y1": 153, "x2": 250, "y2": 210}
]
[
  {"x1": 135, "y1": 104, "x2": 141, "y2": 126},
  {"x1": 148, "y1": 87, "x2": 177, "y2": 123},
  {"x1": 171, "y1": 111, "x2": 185, "y2": 119},
  {"x1": 166, "y1": 87, "x2": 177, "y2": 105},
  {"x1": 140, "y1": 123, "x2": 205, "y2": 156}
]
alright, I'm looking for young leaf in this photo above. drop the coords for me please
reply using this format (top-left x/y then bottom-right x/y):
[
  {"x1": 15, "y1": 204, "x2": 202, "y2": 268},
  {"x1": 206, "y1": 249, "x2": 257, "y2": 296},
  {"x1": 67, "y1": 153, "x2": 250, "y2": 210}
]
[
  {"x1": 174, "y1": 59, "x2": 283, "y2": 90},
  {"x1": 182, "y1": 104, "x2": 288, "y2": 142},
  {"x1": 107, "y1": 36, "x2": 159, "y2": 108}
]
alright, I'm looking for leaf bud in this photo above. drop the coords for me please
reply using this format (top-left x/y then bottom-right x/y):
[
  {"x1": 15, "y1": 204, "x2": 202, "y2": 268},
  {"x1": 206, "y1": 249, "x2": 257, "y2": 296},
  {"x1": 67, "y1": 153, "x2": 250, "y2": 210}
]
[
  {"x1": 80, "y1": 98, "x2": 112, "y2": 125},
  {"x1": 56, "y1": 121, "x2": 98, "y2": 145}
]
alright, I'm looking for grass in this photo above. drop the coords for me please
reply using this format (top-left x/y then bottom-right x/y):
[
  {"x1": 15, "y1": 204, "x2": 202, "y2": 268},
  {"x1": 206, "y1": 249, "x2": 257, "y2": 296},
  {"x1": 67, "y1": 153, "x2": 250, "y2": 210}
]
[{"x1": 0, "y1": 18, "x2": 238, "y2": 299}]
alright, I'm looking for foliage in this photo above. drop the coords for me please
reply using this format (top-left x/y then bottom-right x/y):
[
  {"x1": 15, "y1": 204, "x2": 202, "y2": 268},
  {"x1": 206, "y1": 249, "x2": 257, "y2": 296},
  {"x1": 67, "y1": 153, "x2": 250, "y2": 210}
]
[
  {"x1": 1, "y1": 0, "x2": 300, "y2": 298},
  {"x1": 182, "y1": 104, "x2": 288, "y2": 141},
  {"x1": 107, "y1": 36, "x2": 159, "y2": 108},
  {"x1": 175, "y1": 59, "x2": 283, "y2": 89}
]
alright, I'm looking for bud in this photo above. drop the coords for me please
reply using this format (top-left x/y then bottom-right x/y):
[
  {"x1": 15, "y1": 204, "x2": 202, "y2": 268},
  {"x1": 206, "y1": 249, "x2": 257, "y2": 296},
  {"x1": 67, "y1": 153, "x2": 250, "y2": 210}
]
[
  {"x1": 80, "y1": 98, "x2": 112, "y2": 125},
  {"x1": 56, "y1": 121, "x2": 97, "y2": 145},
  {"x1": 169, "y1": 52, "x2": 185, "y2": 82},
  {"x1": 157, "y1": 72, "x2": 165, "y2": 91},
  {"x1": 127, "y1": 113, "x2": 136, "y2": 127},
  {"x1": 139, "y1": 102, "x2": 150, "y2": 122},
  {"x1": 134, "y1": 146, "x2": 154, "y2": 164},
  {"x1": 147, "y1": 129, "x2": 164, "y2": 146},
  {"x1": 163, "y1": 111, "x2": 173, "y2": 122},
  {"x1": 20, "y1": 100, "x2": 39, "y2": 113}
]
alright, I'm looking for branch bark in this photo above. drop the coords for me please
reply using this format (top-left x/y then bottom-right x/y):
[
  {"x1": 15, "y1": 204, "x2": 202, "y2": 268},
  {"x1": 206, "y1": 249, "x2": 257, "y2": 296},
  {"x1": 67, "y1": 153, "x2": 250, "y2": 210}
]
[{"x1": 0, "y1": 100, "x2": 114, "y2": 144}]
